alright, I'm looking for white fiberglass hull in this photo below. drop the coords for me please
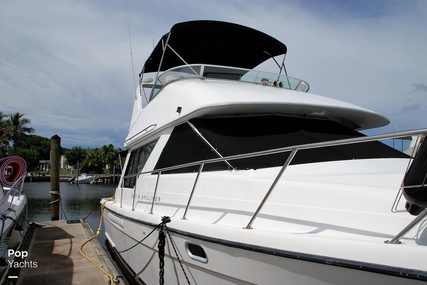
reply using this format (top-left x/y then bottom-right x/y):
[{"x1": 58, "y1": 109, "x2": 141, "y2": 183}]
[
  {"x1": 103, "y1": 207, "x2": 426, "y2": 285},
  {"x1": 76, "y1": 177, "x2": 93, "y2": 184},
  {"x1": 0, "y1": 192, "x2": 27, "y2": 246},
  {"x1": 0, "y1": 191, "x2": 27, "y2": 284},
  {"x1": 70, "y1": 174, "x2": 95, "y2": 184}
]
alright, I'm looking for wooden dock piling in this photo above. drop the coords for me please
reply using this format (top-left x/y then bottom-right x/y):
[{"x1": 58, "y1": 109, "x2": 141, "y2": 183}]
[{"x1": 50, "y1": 135, "x2": 61, "y2": 221}]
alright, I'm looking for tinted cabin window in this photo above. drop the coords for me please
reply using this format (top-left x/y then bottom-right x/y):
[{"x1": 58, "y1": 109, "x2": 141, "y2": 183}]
[
  {"x1": 154, "y1": 123, "x2": 229, "y2": 173},
  {"x1": 155, "y1": 116, "x2": 408, "y2": 173},
  {"x1": 124, "y1": 140, "x2": 157, "y2": 187}
]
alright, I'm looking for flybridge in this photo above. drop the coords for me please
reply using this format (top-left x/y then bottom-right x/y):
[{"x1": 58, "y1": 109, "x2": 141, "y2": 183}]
[
  {"x1": 141, "y1": 20, "x2": 288, "y2": 74},
  {"x1": 139, "y1": 20, "x2": 309, "y2": 102}
]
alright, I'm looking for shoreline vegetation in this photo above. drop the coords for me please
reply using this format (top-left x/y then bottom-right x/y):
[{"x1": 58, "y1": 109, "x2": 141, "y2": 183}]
[{"x1": 1, "y1": 111, "x2": 124, "y2": 177}]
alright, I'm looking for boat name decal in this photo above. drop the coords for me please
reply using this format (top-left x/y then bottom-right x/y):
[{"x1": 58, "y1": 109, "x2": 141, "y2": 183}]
[{"x1": 132, "y1": 193, "x2": 161, "y2": 202}]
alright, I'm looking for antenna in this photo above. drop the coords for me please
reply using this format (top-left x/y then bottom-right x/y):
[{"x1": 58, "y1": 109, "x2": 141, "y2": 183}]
[
  {"x1": 393, "y1": 121, "x2": 400, "y2": 131},
  {"x1": 127, "y1": 20, "x2": 149, "y2": 104},
  {"x1": 128, "y1": 19, "x2": 137, "y2": 92}
]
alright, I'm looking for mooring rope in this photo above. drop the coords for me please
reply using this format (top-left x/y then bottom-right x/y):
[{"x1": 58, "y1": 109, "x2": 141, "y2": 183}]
[
  {"x1": 79, "y1": 198, "x2": 116, "y2": 285},
  {"x1": 100, "y1": 212, "x2": 192, "y2": 285},
  {"x1": 165, "y1": 223, "x2": 191, "y2": 285}
]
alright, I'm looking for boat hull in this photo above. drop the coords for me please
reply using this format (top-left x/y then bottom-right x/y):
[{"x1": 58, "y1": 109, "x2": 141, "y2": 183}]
[
  {"x1": 103, "y1": 206, "x2": 427, "y2": 285},
  {"x1": 70, "y1": 174, "x2": 95, "y2": 184},
  {"x1": 0, "y1": 192, "x2": 27, "y2": 283}
]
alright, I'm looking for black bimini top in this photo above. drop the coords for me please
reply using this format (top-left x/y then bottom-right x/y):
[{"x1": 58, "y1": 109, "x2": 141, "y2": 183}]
[{"x1": 142, "y1": 20, "x2": 287, "y2": 73}]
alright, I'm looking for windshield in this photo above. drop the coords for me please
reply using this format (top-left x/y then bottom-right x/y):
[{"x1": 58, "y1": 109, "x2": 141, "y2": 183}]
[{"x1": 149, "y1": 64, "x2": 309, "y2": 100}]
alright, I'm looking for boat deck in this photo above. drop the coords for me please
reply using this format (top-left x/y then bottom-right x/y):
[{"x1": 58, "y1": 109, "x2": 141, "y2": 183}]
[{"x1": 8, "y1": 220, "x2": 123, "y2": 285}]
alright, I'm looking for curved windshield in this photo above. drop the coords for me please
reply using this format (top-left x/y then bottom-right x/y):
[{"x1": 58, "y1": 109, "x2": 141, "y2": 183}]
[{"x1": 149, "y1": 64, "x2": 309, "y2": 101}]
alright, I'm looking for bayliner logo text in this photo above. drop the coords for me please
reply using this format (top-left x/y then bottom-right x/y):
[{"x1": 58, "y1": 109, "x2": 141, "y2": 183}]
[{"x1": 7, "y1": 250, "x2": 38, "y2": 268}]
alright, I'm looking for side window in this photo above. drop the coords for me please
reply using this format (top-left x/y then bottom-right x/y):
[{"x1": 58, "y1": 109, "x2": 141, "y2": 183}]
[
  {"x1": 154, "y1": 123, "x2": 229, "y2": 173},
  {"x1": 123, "y1": 140, "x2": 157, "y2": 188}
]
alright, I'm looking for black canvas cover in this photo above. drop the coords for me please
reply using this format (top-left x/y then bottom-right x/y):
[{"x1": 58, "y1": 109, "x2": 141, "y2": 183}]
[
  {"x1": 142, "y1": 20, "x2": 287, "y2": 73},
  {"x1": 403, "y1": 138, "x2": 427, "y2": 215}
]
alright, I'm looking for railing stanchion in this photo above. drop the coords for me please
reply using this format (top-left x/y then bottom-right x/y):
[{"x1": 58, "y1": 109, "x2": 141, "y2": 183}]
[
  {"x1": 150, "y1": 171, "x2": 162, "y2": 214},
  {"x1": 245, "y1": 149, "x2": 298, "y2": 229},
  {"x1": 183, "y1": 163, "x2": 204, "y2": 220},
  {"x1": 132, "y1": 177, "x2": 138, "y2": 211},
  {"x1": 386, "y1": 209, "x2": 427, "y2": 244},
  {"x1": 120, "y1": 178, "x2": 124, "y2": 208}
]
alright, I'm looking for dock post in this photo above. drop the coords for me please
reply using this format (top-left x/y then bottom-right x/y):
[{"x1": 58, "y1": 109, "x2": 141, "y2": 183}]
[{"x1": 50, "y1": 134, "x2": 61, "y2": 221}]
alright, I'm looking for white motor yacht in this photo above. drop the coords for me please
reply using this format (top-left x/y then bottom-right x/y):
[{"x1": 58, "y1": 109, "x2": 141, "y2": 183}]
[{"x1": 102, "y1": 20, "x2": 427, "y2": 285}]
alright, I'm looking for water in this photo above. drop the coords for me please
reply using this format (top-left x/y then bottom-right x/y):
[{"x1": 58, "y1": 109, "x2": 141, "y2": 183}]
[{"x1": 24, "y1": 182, "x2": 116, "y2": 240}]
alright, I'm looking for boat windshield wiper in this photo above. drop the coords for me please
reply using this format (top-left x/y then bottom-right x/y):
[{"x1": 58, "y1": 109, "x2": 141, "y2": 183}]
[{"x1": 186, "y1": 121, "x2": 234, "y2": 170}]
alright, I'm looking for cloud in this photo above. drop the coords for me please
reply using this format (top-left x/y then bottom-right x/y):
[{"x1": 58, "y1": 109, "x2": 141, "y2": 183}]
[
  {"x1": 390, "y1": 82, "x2": 427, "y2": 115},
  {"x1": 1, "y1": 0, "x2": 426, "y2": 148},
  {"x1": 395, "y1": 103, "x2": 422, "y2": 115},
  {"x1": 411, "y1": 83, "x2": 427, "y2": 94}
]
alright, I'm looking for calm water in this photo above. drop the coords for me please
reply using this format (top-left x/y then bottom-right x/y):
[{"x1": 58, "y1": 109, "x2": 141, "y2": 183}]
[{"x1": 24, "y1": 182, "x2": 116, "y2": 239}]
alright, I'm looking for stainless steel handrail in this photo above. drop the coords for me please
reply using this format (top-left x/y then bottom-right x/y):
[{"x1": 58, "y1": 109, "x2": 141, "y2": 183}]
[
  {"x1": 142, "y1": 128, "x2": 427, "y2": 176},
  {"x1": 126, "y1": 128, "x2": 427, "y2": 226}
]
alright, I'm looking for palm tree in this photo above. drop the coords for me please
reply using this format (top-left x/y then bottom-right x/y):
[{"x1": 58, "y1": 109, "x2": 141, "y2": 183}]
[
  {"x1": 84, "y1": 147, "x2": 103, "y2": 173},
  {"x1": 65, "y1": 146, "x2": 88, "y2": 174},
  {"x1": 100, "y1": 144, "x2": 117, "y2": 172},
  {"x1": 0, "y1": 112, "x2": 8, "y2": 157},
  {"x1": 0, "y1": 112, "x2": 6, "y2": 140},
  {"x1": 7, "y1": 112, "x2": 35, "y2": 154}
]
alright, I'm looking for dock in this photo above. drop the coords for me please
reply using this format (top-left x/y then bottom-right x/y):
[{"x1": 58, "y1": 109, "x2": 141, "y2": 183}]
[{"x1": 8, "y1": 220, "x2": 123, "y2": 285}]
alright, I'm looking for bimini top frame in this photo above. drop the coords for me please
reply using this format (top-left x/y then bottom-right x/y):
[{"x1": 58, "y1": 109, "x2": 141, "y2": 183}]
[{"x1": 141, "y1": 20, "x2": 288, "y2": 75}]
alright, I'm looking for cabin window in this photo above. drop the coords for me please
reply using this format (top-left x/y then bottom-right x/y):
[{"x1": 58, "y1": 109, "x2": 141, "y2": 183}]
[
  {"x1": 123, "y1": 140, "x2": 157, "y2": 188},
  {"x1": 154, "y1": 116, "x2": 408, "y2": 173}
]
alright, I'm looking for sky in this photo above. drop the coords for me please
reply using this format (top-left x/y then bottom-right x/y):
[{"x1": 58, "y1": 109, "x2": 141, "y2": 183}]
[{"x1": 1, "y1": 0, "x2": 426, "y2": 148}]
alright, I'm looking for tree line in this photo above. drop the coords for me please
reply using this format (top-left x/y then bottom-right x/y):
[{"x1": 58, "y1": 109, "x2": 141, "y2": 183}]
[{"x1": 1, "y1": 111, "x2": 124, "y2": 174}]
